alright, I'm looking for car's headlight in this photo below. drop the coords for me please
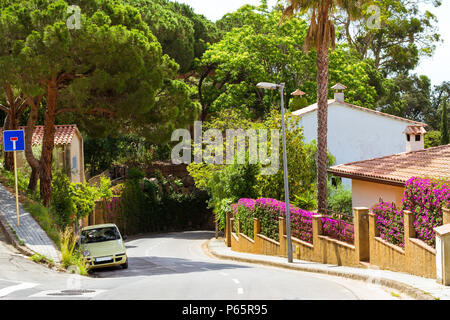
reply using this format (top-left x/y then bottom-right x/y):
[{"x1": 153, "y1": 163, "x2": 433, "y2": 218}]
[{"x1": 82, "y1": 249, "x2": 90, "y2": 257}]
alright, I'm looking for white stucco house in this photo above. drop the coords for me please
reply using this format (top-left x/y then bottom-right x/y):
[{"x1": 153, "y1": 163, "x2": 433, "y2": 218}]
[{"x1": 292, "y1": 83, "x2": 427, "y2": 188}]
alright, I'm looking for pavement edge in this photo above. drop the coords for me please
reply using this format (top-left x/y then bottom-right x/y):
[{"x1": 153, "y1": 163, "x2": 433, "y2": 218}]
[
  {"x1": 205, "y1": 238, "x2": 437, "y2": 301},
  {"x1": 0, "y1": 212, "x2": 35, "y2": 257}
]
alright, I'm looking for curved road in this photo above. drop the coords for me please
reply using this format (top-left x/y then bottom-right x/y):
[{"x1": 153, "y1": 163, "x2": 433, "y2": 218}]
[{"x1": 0, "y1": 230, "x2": 410, "y2": 300}]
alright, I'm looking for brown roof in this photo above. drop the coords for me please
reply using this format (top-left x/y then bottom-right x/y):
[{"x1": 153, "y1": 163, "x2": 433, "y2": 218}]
[
  {"x1": 291, "y1": 89, "x2": 306, "y2": 96},
  {"x1": 404, "y1": 125, "x2": 427, "y2": 135},
  {"x1": 1, "y1": 125, "x2": 79, "y2": 146},
  {"x1": 328, "y1": 144, "x2": 450, "y2": 186}
]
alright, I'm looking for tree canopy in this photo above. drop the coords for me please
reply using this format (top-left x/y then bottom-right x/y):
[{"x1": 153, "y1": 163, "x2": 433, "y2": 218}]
[{"x1": 198, "y1": 4, "x2": 381, "y2": 121}]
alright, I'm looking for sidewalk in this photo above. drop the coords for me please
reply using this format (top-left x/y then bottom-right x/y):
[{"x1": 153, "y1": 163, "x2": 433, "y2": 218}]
[
  {"x1": 0, "y1": 183, "x2": 60, "y2": 263},
  {"x1": 207, "y1": 237, "x2": 450, "y2": 300}
]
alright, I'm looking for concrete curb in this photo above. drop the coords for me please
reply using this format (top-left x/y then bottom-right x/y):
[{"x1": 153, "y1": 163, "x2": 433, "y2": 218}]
[
  {"x1": 206, "y1": 239, "x2": 437, "y2": 300},
  {"x1": 0, "y1": 212, "x2": 35, "y2": 258}
]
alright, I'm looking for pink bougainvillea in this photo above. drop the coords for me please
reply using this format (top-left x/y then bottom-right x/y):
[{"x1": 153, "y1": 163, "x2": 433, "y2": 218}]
[
  {"x1": 371, "y1": 177, "x2": 449, "y2": 248},
  {"x1": 372, "y1": 202, "x2": 405, "y2": 248},
  {"x1": 233, "y1": 198, "x2": 354, "y2": 244},
  {"x1": 402, "y1": 177, "x2": 449, "y2": 247}
]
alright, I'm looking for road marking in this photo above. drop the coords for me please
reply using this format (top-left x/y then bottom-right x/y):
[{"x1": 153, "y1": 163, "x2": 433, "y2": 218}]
[
  {"x1": 237, "y1": 288, "x2": 244, "y2": 295},
  {"x1": 219, "y1": 272, "x2": 229, "y2": 276},
  {"x1": 201, "y1": 267, "x2": 211, "y2": 271},
  {"x1": 0, "y1": 282, "x2": 38, "y2": 297},
  {"x1": 232, "y1": 279, "x2": 240, "y2": 284}
]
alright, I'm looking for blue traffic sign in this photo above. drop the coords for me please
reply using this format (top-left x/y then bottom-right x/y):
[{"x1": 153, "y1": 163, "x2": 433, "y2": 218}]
[{"x1": 3, "y1": 130, "x2": 25, "y2": 152}]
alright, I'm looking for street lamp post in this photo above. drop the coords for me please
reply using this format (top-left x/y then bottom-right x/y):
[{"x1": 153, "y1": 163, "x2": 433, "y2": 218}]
[{"x1": 256, "y1": 82, "x2": 293, "y2": 263}]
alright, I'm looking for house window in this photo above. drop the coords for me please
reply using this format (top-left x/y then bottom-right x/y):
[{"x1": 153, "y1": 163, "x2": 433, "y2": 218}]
[
  {"x1": 72, "y1": 156, "x2": 77, "y2": 170},
  {"x1": 406, "y1": 134, "x2": 410, "y2": 141},
  {"x1": 415, "y1": 135, "x2": 421, "y2": 142}
]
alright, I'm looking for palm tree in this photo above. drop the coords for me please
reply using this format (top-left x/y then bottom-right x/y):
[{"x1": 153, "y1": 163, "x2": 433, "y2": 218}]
[{"x1": 281, "y1": 0, "x2": 368, "y2": 212}]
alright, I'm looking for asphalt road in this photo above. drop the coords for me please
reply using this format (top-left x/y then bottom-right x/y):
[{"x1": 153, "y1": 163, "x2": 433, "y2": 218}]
[{"x1": 0, "y1": 229, "x2": 411, "y2": 300}]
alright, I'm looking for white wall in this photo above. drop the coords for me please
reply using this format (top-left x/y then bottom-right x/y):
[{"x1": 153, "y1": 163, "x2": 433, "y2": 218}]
[
  {"x1": 70, "y1": 134, "x2": 83, "y2": 183},
  {"x1": 296, "y1": 102, "x2": 414, "y2": 188}
]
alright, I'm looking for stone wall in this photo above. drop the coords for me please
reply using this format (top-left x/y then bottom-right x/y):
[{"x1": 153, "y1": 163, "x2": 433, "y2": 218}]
[{"x1": 226, "y1": 207, "x2": 444, "y2": 280}]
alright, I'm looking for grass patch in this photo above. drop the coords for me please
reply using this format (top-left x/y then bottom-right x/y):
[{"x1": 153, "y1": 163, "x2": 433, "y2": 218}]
[
  {"x1": 390, "y1": 292, "x2": 401, "y2": 298},
  {"x1": 23, "y1": 201, "x2": 60, "y2": 246},
  {"x1": 60, "y1": 227, "x2": 89, "y2": 276},
  {"x1": 30, "y1": 253, "x2": 55, "y2": 267}
]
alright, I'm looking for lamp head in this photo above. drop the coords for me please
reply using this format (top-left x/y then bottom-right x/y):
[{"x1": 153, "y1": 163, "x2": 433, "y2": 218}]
[{"x1": 256, "y1": 82, "x2": 279, "y2": 90}]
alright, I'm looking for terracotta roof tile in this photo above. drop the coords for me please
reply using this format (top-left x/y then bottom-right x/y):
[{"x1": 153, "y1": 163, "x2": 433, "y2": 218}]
[
  {"x1": 404, "y1": 125, "x2": 427, "y2": 135},
  {"x1": 328, "y1": 144, "x2": 450, "y2": 185},
  {"x1": 1, "y1": 125, "x2": 78, "y2": 146}
]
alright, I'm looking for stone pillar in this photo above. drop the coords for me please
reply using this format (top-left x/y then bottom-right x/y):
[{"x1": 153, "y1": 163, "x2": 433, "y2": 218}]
[
  {"x1": 368, "y1": 213, "x2": 378, "y2": 264},
  {"x1": 354, "y1": 207, "x2": 369, "y2": 263},
  {"x1": 368, "y1": 213, "x2": 379, "y2": 238},
  {"x1": 404, "y1": 210, "x2": 416, "y2": 275},
  {"x1": 279, "y1": 217, "x2": 286, "y2": 257},
  {"x1": 254, "y1": 218, "x2": 261, "y2": 254},
  {"x1": 404, "y1": 210, "x2": 416, "y2": 240},
  {"x1": 443, "y1": 207, "x2": 450, "y2": 226},
  {"x1": 434, "y1": 224, "x2": 450, "y2": 286},
  {"x1": 312, "y1": 215, "x2": 323, "y2": 262},
  {"x1": 226, "y1": 211, "x2": 232, "y2": 247},
  {"x1": 254, "y1": 218, "x2": 261, "y2": 236}
]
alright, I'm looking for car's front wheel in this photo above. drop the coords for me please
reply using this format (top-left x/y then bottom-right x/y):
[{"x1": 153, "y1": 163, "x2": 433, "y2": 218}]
[{"x1": 121, "y1": 256, "x2": 128, "y2": 269}]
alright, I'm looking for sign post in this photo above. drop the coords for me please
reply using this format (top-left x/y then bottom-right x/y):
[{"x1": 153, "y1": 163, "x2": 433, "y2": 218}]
[{"x1": 3, "y1": 130, "x2": 25, "y2": 227}]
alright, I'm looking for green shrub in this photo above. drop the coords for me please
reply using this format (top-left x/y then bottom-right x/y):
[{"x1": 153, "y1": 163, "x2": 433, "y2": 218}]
[
  {"x1": 111, "y1": 171, "x2": 212, "y2": 235},
  {"x1": 51, "y1": 171, "x2": 76, "y2": 228},
  {"x1": 292, "y1": 190, "x2": 317, "y2": 211},
  {"x1": 30, "y1": 253, "x2": 55, "y2": 267},
  {"x1": 235, "y1": 204, "x2": 254, "y2": 238},
  {"x1": 208, "y1": 162, "x2": 259, "y2": 231},
  {"x1": 23, "y1": 201, "x2": 60, "y2": 245},
  {"x1": 327, "y1": 184, "x2": 353, "y2": 214},
  {"x1": 59, "y1": 227, "x2": 89, "y2": 275},
  {"x1": 51, "y1": 171, "x2": 103, "y2": 228}
]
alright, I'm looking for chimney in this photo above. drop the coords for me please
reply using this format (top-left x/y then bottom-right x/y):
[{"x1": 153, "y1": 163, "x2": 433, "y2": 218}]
[
  {"x1": 331, "y1": 83, "x2": 347, "y2": 103},
  {"x1": 404, "y1": 126, "x2": 426, "y2": 152}
]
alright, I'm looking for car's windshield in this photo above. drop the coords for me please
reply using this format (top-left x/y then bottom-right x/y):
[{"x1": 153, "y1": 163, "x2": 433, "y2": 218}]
[{"x1": 81, "y1": 227, "x2": 121, "y2": 244}]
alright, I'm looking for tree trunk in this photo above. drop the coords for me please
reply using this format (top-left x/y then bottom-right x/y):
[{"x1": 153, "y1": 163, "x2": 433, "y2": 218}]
[
  {"x1": 316, "y1": 34, "x2": 330, "y2": 213},
  {"x1": 2, "y1": 113, "x2": 13, "y2": 171},
  {"x1": 24, "y1": 96, "x2": 42, "y2": 192},
  {"x1": 2, "y1": 84, "x2": 19, "y2": 171},
  {"x1": 39, "y1": 80, "x2": 57, "y2": 206}
]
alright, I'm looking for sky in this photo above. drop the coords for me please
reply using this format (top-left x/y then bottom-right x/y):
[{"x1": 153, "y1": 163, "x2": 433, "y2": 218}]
[{"x1": 174, "y1": 0, "x2": 449, "y2": 88}]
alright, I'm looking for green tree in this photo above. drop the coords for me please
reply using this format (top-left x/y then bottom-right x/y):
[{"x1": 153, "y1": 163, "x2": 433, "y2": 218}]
[
  {"x1": 377, "y1": 74, "x2": 432, "y2": 122},
  {"x1": 254, "y1": 110, "x2": 329, "y2": 201},
  {"x1": 0, "y1": 0, "x2": 200, "y2": 205},
  {"x1": 424, "y1": 130, "x2": 441, "y2": 148},
  {"x1": 187, "y1": 108, "x2": 253, "y2": 190},
  {"x1": 199, "y1": 4, "x2": 379, "y2": 121},
  {"x1": 122, "y1": 0, "x2": 219, "y2": 73},
  {"x1": 441, "y1": 98, "x2": 449, "y2": 145},
  {"x1": 208, "y1": 162, "x2": 259, "y2": 230},
  {"x1": 429, "y1": 81, "x2": 450, "y2": 130},
  {"x1": 281, "y1": 0, "x2": 368, "y2": 212},
  {"x1": 336, "y1": 0, "x2": 441, "y2": 76}
]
